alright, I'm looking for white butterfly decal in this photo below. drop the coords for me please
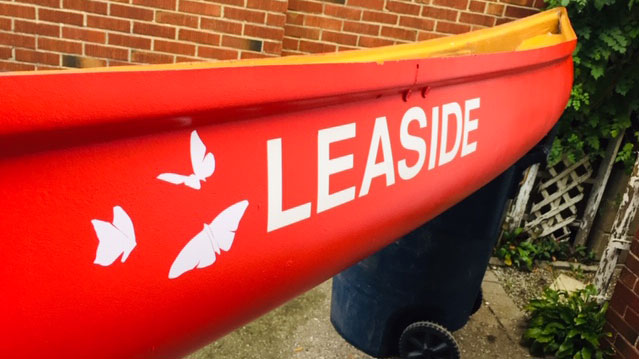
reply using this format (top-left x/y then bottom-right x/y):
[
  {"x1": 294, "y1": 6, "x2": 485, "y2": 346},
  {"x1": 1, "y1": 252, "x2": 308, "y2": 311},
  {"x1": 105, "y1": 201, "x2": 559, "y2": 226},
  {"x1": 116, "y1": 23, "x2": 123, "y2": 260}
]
[
  {"x1": 91, "y1": 206, "x2": 136, "y2": 266},
  {"x1": 157, "y1": 130, "x2": 215, "y2": 190},
  {"x1": 169, "y1": 200, "x2": 249, "y2": 279}
]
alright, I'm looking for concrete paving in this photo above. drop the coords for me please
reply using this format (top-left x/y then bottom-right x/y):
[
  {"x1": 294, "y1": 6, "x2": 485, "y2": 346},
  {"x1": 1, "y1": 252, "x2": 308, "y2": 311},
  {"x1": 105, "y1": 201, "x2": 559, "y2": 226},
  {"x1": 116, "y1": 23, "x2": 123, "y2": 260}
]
[{"x1": 188, "y1": 270, "x2": 531, "y2": 359}]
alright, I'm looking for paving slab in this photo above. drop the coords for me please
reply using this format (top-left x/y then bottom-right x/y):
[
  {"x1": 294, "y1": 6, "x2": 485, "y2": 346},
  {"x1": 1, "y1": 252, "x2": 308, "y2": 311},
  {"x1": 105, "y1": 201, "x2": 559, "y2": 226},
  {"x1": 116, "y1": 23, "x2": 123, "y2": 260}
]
[{"x1": 189, "y1": 270, "x2": 531, "y2": 359}]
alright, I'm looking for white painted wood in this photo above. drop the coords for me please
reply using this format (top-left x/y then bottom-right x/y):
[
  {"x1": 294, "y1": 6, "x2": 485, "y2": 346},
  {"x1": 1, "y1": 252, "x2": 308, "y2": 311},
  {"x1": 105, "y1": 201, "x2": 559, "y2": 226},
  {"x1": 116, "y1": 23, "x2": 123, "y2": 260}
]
[
  {"x1": 507, "y1": 163, "x2": 539, "y2": 230},
  {"x1": 574, "y1": 133, "x2": 625, "y2": 247},
  {"x1": 594, "y1": 152, "x2": 639, "y2": 299}
]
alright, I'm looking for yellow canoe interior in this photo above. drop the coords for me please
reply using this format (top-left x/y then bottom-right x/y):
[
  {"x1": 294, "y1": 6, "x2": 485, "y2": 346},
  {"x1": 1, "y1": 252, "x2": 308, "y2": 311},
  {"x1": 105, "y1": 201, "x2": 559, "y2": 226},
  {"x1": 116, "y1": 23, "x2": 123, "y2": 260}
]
[{"x1": 6, "y1": 7, "x2": 576, "y2": 76}]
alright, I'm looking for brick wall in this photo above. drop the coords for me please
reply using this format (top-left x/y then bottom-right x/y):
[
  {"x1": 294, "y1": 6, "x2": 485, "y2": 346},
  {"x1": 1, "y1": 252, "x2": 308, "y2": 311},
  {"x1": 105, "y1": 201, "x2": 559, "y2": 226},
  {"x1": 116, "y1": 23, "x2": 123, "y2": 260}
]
[
  {"x1": 606, "y1": 231, "x2": 639, "y2": 359},
  {"x1": 0, "y1": 0, "x2": 544, "y2": 71}
]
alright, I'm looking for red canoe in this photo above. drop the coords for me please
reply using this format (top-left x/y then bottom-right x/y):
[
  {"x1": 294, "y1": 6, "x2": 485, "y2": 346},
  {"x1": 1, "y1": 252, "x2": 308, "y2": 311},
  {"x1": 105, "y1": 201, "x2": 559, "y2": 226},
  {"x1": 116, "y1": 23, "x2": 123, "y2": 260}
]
[{"x1": 0, "y1": 8, "x2": 576, "y2": 358}]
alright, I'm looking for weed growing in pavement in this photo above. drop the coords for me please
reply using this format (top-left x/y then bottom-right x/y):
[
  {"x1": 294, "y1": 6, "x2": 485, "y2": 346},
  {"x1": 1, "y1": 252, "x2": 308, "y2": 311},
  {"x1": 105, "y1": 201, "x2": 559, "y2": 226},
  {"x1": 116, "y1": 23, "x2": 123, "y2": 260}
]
[{"x1": 523, "y1": 285, "x2": 612, "y2": 359}]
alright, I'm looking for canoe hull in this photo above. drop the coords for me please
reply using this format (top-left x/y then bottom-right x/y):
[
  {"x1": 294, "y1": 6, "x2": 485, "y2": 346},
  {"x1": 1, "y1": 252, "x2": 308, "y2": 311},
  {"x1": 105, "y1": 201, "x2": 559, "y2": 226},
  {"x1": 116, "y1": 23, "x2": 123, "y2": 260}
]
[{"x1": 0, "y1": 41, "x2": 573, "y2": 357}]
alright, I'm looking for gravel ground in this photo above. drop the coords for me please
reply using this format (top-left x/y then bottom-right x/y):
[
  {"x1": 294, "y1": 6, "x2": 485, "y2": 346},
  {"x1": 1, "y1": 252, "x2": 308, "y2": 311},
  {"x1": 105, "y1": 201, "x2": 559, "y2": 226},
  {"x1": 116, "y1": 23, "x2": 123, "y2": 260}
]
[{"x1": 491, "y1": 261, "x2": 618, "y2": 310}]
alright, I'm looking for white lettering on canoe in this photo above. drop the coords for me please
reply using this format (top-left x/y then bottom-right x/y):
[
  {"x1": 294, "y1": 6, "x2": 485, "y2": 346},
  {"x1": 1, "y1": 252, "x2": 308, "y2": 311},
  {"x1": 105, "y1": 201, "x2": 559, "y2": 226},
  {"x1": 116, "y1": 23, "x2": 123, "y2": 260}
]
[
  {"x1": 267, "y1": 138, "x2": 312, "y2": 232},
  {"x1": 318, "y1": 123, "x2": 357, "y2": 213},
  {"x1": 266, "y1": 97, "x2": 480, "y2": 232},
  {"x1": 359, "y1": 116, "x2": 395, "y2": 197}
]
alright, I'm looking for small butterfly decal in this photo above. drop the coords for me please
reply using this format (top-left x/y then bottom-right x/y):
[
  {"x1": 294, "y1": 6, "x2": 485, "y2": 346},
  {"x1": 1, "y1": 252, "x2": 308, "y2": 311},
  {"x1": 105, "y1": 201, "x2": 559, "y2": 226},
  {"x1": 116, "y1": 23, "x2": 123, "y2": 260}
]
[
  {"x1": 91, "y1": 206, "x2": 136, "y2": 266},
  {"x1": 157, "y1": 130, "x2": 215, "y2": 190},
  {"x1": 169, "y1": 200, "x2": 249, "y2": 279}
]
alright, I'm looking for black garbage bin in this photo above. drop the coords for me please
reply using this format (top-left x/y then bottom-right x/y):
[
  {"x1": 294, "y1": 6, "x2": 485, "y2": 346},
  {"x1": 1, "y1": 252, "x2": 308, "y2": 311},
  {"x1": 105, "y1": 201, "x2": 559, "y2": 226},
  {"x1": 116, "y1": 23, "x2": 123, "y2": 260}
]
[{"x1": 330, "y1": 129, "x2": 556, "y2": 358}]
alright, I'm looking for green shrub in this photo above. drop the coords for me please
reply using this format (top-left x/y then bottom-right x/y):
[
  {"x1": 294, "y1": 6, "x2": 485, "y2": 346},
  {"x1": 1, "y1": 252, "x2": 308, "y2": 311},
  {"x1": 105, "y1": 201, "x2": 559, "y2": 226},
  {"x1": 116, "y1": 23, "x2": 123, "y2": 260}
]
[{"x1": 524, "y1": 285, "x2": 612, "y2": 359}]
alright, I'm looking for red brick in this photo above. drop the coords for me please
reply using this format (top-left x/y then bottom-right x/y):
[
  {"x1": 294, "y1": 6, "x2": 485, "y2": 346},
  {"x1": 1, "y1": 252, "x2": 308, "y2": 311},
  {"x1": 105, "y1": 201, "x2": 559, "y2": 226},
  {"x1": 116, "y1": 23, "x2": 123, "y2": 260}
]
[
  {"x1": 0, "y1": 17, "x2": 10, "y2": 31},
  {"x1": 621, "y1": 268, "x2": 639, "y2": 290},
  {"x1": 469, "y1": 0, "x2": 485, "y2": 12},
  {"x1": 247, "y1": 0, "x2": 287, "y2": 12},
  {"x1": 178, "y1": 1, "x2": 221, "y2": 17},
  {"x1": 299, "y1": 40, "x2": 336, "y2": 54},
  {"x1": 222, "y1": 35, "x2": 262, "y2": 52},
  {"x1": 131, "y1": 50, "x2": 173, "y2": 63},
  {"x1": 283, "y1": 25, "x2": 319, "y2": 39},
  {"x1": 15, "y1": 0, "x2": 60, "y2": 8},
  {"x1": 418, "y1": 31, "x2": 443, "y2": 41},
  {"x1": 381, "y1": 26, "x2": 416, "y2": 41},
  {"x1": 0, "y1": 60, "x2": 36, "y2": 71},
  {"x1": 108, "y1": 33, "x2": 151, "y2": 49},
  {"x1": 63, "y1": 0, "x2": 107, "y2": 14},
  {"x1": 61, "y1": 54, "x2": 106, "y2": 68},
  {"x1": 267, "y1": 13, "x2": 286, "y2": 27},
  {"x1": 0, "y1": 33, "x2": 35, "y2": 49},
  {"x1": 385, "y1": 1, "x2": 420, "y2": 15},
  {"x1": 156, "y1": 11, "x2": 198, "y2": 28},
  {"x1": 154, "y1": 39, "x2": 196, "y2": 56},
  {"x1": 502, "y1": 0, "x2": 535, "y2": 6},
  {"x1": 338, "y1": 45, "x2": 357, "y2": 51},
  {"x1": 201, "y1": 18, "x2": 242, "y2": 35},
  {"x1": 210, "y1": 0, "x2": 244, "y2": 6},
  {"x1": 87, "y1": 15, "x2": 130, "y2": 33},
  {"x1": 197, "y1": 45, "x2": 238, "y2": 60},
  {"x1": 533, "y1": 0, "x2": 547, "y2": 9},
  {"x1": 286, "y1": 12, "x2": 304, "y2": 25},
  {"x1": 324, "y1": 4, "x2": 362, "y2": 20},
  {"x1": 288, "y1": 0, "x2": 323, "y2": 14},
  {"x1": 321, "y1": 30, "x2": 357, "y2": 46},
  {"x1": 358, "y1": 35, "x2": 394, "y2": 48},
  {"x1": 343, "y1": 20, "x2": 379, "y2": 35},
  {"x1": 62, "y1": 27, "x2": 105, "y2": 43},
  {"x1": 304, "y1": 15, "x2": 342, "y2": 31},
  {"x1": 0, "y1": 46, "x2": 10, "y2": 59},
  {"x1": 346, "y1": 0, "x2": 384, "y2": 10},
  {"x1": 627, "y1": 253, "x2": 639, "y2": 276},
  {"x1": 36, "y1": 65, "x2": 62, "y2": 70},
  {"x1": 433, "y1": 0, "x2": 468, "y2": 10},
  {"x1": 421, "y1": 6, "x2": 458, "y2": 21},
  {"x1": 110, "y1": 4, "x2": 153, "y2": 21},
  {"x1": 282, "y1": 36, "x2": 299, "y2": 51},
  {"x1": 281, "y1": 50, "x2": 303, "y2": 56},
  {"x1": 107, "y1": 60, "x2": 131, "y2": 67},
  {"x1": 495, "y1": 17, "x2": 515, "y2": 25},
  {"x1": 614, "y1": 334, "x2": 639, "y2": 359},
  {"x1": 504, "y1": 5, "x2": 537, "y2": 18},
  {"x1": 131, "y1": 0, "x2": 176, "y2": 10},
  {"x1": 0, "y1": 3, "x2": 36, "y2": 19},
  {"x1": 15, "y1": 48, "x2": 59, "y2": 65},
  {"x1": 436, "y1": 21, "x2": 470, "y2": 34},
  {"x1": 611, "y1": 282, "x2": 639, "y2": 314},
  {"x1": 362, "y1": 10, "x2": 398, "y2": 25},
  {"x1": 175, "y1": 56, "x2": 201, "y2": 62},
  {"x1": 178, "y1": 29, "x2": 220, "y2": 46},
  {"x1": 14, "y1": 20, "x2": 60, "y2": 37},
  {"x1": 39, "y1": 9, "x2": 83, "y2": 26},
  {"x1": 399, "y1": 16, "x2": 435, "y2": 31},
  {"x1": 608, "y1": 307, "x2": 638, "y2": 344},
  {"x1": 38, "y1": 37, "x2": 81, "y2": 53},
  {"x1": 262, "y1": 40, "x2": 281, "y2": 54},
  {"x1": 459, "y1": 12, "x2": 495, "y2": 26},
  {"x1": 241, "y1": 51, "x2": 270, "y2": 59},
  {"x1": 133, "y1": 22, "x2": 176, "y2": 39},
  {"x1": 630, "y1": 237, "x2": 639, "y2": 257},
  {"x1": 224, "y1": 7, "x2": 266, "y2": 24},
  {"x1": 625, "y1": 308, "x2": 639, "y2": 334},
  {"x1": 85, "y1": 43, "x2": 129, "y2": 60},
  {"x1": 244, "y1": 24, "x2": 284, "y2": 41},
  {"x1": 486, "y1": 3, "x2": 505, "y2": 16}
]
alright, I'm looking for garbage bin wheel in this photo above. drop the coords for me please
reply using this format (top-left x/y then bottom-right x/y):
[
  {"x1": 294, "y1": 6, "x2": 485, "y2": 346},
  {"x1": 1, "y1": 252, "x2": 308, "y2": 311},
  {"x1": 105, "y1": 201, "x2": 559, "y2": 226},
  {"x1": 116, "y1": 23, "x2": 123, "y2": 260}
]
[
  {"x1": 471, "y1": 288, "x2": 483, "y2": 315},
  {"x1": 398, "y1": 321, "x2": 460, "y2": 359}
]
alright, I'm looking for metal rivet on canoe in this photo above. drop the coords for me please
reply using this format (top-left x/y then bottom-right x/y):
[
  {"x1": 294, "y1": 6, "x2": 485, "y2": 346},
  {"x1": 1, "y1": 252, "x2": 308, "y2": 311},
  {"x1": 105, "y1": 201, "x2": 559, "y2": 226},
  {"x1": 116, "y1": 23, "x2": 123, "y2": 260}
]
[
  {"x1": 421, "y1": 86, "x2": 431, "y2": 98},
  {"x1": 402, "y1": 89, "x2": 411, "y2": 102}
]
